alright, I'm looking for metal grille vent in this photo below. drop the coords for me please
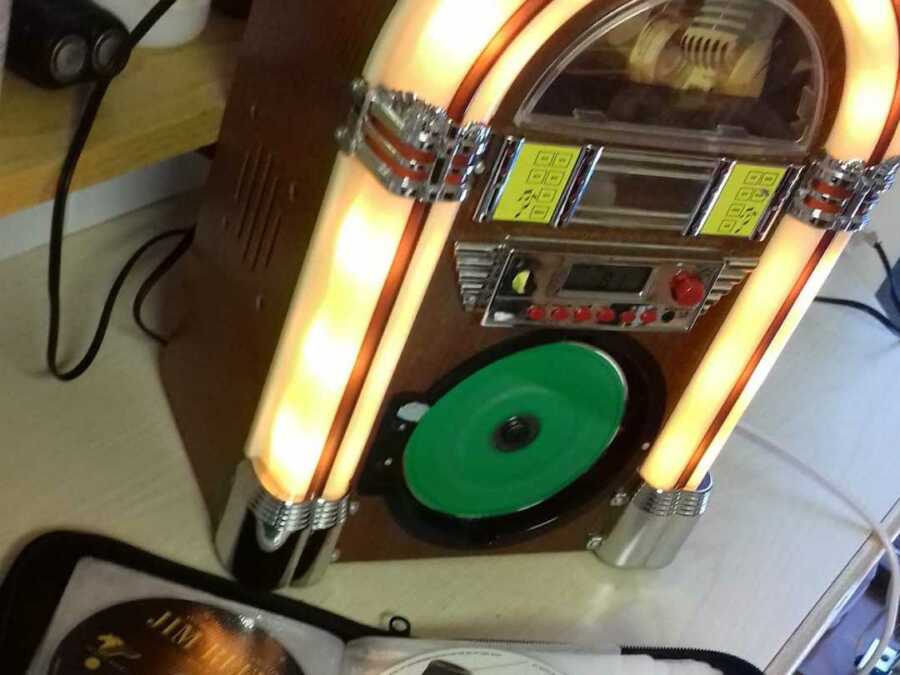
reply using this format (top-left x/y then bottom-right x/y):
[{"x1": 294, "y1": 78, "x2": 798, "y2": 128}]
[
  {"x1": 227, "y1": 145, "x2": 287, "y2": 272},
  {"x1": 453, "y1": 242, "x2": 506, "y2": 311},
  {"x1": 702, "y1": 256, "x2": 758, "y2": 313}
]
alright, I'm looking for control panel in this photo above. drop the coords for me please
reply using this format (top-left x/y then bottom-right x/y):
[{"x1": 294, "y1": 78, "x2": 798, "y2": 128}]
[{"x1": 455, "y1": 240, "x2": 730, "y2": 332}]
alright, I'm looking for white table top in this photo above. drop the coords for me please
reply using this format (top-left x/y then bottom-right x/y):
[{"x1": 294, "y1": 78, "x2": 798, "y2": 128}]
[{"x1": 1, "y1": 192, "x2": 899, "y2": 673}]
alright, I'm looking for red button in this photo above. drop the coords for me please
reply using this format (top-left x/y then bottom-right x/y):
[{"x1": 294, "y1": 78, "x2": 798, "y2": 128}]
[
  {"x1": 640, "y1": 309, "x2": 658, "y2": 324},
  {"x1": 596, "y1": 307, "x2": 616, "y2": 323},
  {"x1": 550, "y1": 306, "x2": 570, "y2": 321},
  {"x1": 620, "y1": 309, "x2": 637, "y2": 325},
  {"x1": 526, "y1": 305, "x2": 546, "y2": 321},
  {"x1": 573, "y1": 306, "x2": 592, "y2": 323},
  {"x1": 671, "y1": 271, "x2": 706, "y2": 307}
]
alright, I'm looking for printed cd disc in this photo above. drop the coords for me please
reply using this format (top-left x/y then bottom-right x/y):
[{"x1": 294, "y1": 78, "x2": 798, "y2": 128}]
[
  {"x1": 49, "y1": 597, "x2": 303, "y2": 674},
  {"x1": 381, "y1": 647, "x2": 564, "y2": 675},
  {"x1": 402, "y1": 342, "x2": 627, "y2": 519}
]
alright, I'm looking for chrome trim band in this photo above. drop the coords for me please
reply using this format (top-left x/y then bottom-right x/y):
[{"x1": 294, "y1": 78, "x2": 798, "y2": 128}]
[
  {"x1": 682, "y1": 158, "x2": 736, "y2": 237},
  {"x1": 556, "y1": 145, "x2": 603, "y2": 226},
  {"x1": 337, "y1": 78, "x2": 491, "y2": 203},
  {"x1": 750, "y1": 164, "x2": 804, "y2": 241},
  {"x1": 214, "y1": 461, "x2": 352, "y2": 589},
  {"x1": 247, "y1": 487, "x2": 314, "y2": 533},
  {"x1": 475, "y1": 136, "x2": 524, "y2": 222},
  {"x1": 788, "y1": 154, "x2": 900, "y2": 232},
  {"x1": 629, "y1": 476, "x2": 712, "y2": 518},
  {"x1": 311, "y1": 496, "x2": 351, "y2": 530}
]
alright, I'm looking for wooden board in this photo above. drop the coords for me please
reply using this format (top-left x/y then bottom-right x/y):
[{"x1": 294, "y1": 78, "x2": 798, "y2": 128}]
[{"x1": 0, "y1": 13, "x2": 243, "y2": 219}]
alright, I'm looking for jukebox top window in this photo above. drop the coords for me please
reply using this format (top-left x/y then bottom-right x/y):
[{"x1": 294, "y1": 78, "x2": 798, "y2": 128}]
[{"x1": 517, "y1": 0, "x2": 825, "y2": 157}]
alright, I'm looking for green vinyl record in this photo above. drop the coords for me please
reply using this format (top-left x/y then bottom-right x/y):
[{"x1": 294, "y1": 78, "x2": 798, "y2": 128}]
[{"x1": 402, "y1": 342, "x2": 627, "y2": 519}]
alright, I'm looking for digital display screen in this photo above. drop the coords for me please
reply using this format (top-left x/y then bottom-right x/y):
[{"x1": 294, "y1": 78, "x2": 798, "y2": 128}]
[{"x1": 563, "y1": 264, "x2": 652, "y2": 294}]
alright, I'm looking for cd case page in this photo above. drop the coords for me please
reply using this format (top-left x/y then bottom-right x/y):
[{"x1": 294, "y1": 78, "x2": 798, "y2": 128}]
[
  {"x1": 25, "y1": 557, "x2": 723, "y2": 675},
  {"x1": 342, "y1": 637, "x2": 723, "y2": 675},
  {"x1": 26, "y1": 557, "x2": 345, "y2": 675}
]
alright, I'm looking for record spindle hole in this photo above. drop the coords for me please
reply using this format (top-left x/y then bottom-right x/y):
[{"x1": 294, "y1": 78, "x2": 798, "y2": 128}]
[{"x1": 492, "y1": 414, "x2": 540, "y2": 453}]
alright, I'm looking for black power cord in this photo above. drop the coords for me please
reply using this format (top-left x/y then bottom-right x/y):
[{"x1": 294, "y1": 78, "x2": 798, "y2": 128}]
[
  {"x1": 49, "y1": 227, "x2": 194, "y2": 380},
  {"x1": 874, "y1": 240, "x2": 900, "y2": 314},
  {"x1": 814, "y1": 238, "x2": 900, "y2": 338},
  {"x1": 47, "y1": 0, "x2": 181, "y2": 381},
  {"x1": 815, "y1": 297, "x2": 900, "y2": 337},
  {"x1": 132, "y1": 225, "x2": 195, "y2": 344}
]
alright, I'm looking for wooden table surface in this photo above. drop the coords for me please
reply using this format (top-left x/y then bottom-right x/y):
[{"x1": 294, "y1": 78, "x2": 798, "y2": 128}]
[
  {"x1": 0, "y1": 13, "x2": 242, "y2": 219},
  {"x1": 0, "y1": 192, "x2": 898, "y2": 673}
]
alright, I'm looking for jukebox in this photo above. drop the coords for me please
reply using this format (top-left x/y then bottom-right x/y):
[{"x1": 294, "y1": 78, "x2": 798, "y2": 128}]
[{"x1": 160, "y1": 0, "x2": 900, "y2": 587}]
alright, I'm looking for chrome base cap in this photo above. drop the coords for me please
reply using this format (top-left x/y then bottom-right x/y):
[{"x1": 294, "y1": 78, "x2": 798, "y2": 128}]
[
  {"x1": 595, "y1": 474, "x2": 713, "y2": 570},
  {"x1": 214, "y1": 461, "x2": 348, "y2": 589}
]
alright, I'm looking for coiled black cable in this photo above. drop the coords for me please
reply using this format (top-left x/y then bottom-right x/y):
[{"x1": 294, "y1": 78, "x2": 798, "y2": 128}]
[
  {"x1": 814, "y1": 239, "x2": 900, "y2": 338},
  {"x1": 46, "y1": 0, "x2": 182, "y2": 380}
]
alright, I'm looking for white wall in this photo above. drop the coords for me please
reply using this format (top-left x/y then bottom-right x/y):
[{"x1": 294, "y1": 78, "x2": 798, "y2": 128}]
[{"x1": 0, "y1": 152, "x2": 209, "y2": 262}]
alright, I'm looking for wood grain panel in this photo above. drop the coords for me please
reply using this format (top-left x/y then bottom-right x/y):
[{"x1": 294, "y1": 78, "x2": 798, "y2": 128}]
[{"x1": 160, "y1": 0, "x2": 397, "y2": 518}]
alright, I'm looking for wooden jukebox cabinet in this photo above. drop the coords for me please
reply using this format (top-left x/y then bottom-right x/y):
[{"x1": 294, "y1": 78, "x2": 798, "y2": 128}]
[{"x1": 162, "y1": 0, "x2": 900, "y2": 588}]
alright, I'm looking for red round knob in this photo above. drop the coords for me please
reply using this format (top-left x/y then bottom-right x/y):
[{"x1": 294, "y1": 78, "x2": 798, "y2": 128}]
[
  {"x1": 550, "y1": 306, "x2": 570, "y2": 321},
  {"x1": 596, "y1": 307, "x2": 616, "y2": 323},
  {"x1": 671, "y1": 271, "x2": 706, "y2": 307},
  {"x1": 526, "y1": 305, "x2": 546, "y2": 321},
  {"x1": 640, "y1": 308, "x2": 658, "y2": 324},
  {"x1": 573, "y1": 306, "x2": 592, "y2": 323},
  {"x1": 620, "y1": 309, "x2": 637, "y2": 325}
]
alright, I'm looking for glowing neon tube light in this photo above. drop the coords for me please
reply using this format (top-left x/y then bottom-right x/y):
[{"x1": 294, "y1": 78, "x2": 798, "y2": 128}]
[
  {"x1": 324, "y1": 0, "x2": 595, "y2": 500},
  {"x1": 642, "y1": 0, "x2": 900, "y2": 490},
  {"x1": 244, "y1": 0, "x2": 529, "y2": 501}
]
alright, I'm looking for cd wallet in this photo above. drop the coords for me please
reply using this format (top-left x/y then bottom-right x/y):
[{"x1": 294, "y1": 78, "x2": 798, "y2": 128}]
[{"x1": 0, "y1": 531, "x2": 764, "y2": 675}]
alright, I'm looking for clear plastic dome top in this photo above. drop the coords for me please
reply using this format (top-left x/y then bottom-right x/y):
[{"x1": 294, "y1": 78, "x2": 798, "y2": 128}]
[{"x1": 516, "y1": 0, "x2": 825, "y2": 158}]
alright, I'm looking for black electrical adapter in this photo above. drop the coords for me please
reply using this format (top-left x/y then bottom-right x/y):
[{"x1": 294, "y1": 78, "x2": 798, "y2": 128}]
[{"x1": 7, "y1": 0, "x2": 129, "y2": 88}]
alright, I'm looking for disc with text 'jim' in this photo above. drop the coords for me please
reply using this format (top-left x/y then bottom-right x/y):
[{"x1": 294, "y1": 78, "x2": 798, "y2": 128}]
[
  {"x1": 49, "y1": 598, "x2": 303, "y2": 674},
  {"x1": 402, "y1": 342, "x2": 627, "y2": 519}
]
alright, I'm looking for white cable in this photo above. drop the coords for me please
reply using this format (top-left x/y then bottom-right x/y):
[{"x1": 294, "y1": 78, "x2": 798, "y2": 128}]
[{"x1": 735, "y1": 424, "x2": 900, "y2": 674}]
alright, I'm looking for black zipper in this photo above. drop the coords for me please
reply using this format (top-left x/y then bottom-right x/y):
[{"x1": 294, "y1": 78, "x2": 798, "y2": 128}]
[
  {"x1": 622, "y1": 646, "x2": 766, "y2": 675},
  {"x1": 407, "y1": 634, "x2": 767, "y2": 675}
]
